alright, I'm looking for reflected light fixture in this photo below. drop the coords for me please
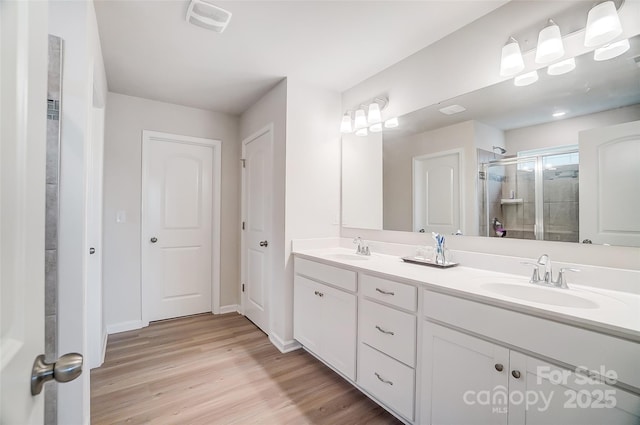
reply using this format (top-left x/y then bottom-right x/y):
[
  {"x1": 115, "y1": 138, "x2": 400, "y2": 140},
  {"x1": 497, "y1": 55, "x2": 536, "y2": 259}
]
[
  {"x1": 340, "y1": 112, "x2": 353, "y2": 134},
  {"x1": 500, "y1": 37, "x2": 525, "y2": 77},
  {"x1": 552, "y1": 111, "x2": 566, "y2": 118},
  {"x1": 594, "y1": 38, "x2": 630, "y2": 61},
  {"x1": 186, "y1": 0, "x2": 232, "y2": 33},
  {"x1": 355, "y1": 128, "x2": 368, "y2": 137},
  {"x1": 535, "y1": 19, "x2": 564, "y2": 64},
  {"x1": 514, "y1": 70, "x2": 539, "y2": 87},
  {"x1": 584, "y1": 1, "x2": 623, "y2": 47},
  {"x1": 367, "y1": 102, "x2": 382, "y2": 124},
  {"x1": 547, "y1": 57, "x2": 576, "y2": 75},
  {"x1": 384, "y1": 117, "x2": 399, "y2": 128},
  {"x1": 369, "y1": 123, "x2": 382, "y2": 133},
  {"x1": 354, "y1": 109, "x2": 368, "y2": 130}
]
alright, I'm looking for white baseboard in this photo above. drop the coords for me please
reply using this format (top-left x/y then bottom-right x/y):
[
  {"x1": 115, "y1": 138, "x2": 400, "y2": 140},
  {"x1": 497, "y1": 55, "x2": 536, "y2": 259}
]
[
  {"x1": 106, "y1": 320, "x2": 143, "y2": 335},
  {"x1": 219, "y1": 304, "x2": 239, "y2": 314},
  {"x1": 269, "y1": 332, "x2": 301, "y2": 353}
]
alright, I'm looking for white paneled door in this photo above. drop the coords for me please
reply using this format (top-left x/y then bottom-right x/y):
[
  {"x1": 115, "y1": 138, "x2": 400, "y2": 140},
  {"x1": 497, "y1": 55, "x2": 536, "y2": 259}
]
[
  {"x1": 142, "y1": 131, "x2": 221, "y2": 323},
  {"x1": 413, "y1": 150, "x2": 462, "y2": 235},
  {"x1": 0, "y1": 0, "x2": 48, "y2": 422},
  {"x1": 242, "y1": 127, "x2": 273, "y2": 334}
]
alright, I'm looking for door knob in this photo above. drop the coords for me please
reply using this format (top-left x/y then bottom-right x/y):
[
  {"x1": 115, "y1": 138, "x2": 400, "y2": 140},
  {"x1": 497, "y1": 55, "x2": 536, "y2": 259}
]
[
  {"x1": 31, "y1": 353, "x2": 83, "y2": 395},
  {"x1": 150, "y1": 237, "x2": 158, "y2": 243},
  {"x1": 495, "y1": 363, "x2": 504, "y2": 372},
  {"x1": 89, "y1": 247, "x2": 95, "y2": 255},
  {"x1": 511, "y1": 370, "x2": 521, "y2": 379},
  {"x1": 259, "y1": 240, "x2": 268, "y2": 247}
]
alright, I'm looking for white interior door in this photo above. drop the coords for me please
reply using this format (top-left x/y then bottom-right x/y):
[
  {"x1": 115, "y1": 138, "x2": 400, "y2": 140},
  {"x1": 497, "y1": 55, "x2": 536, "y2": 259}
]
[
  {"x1": 242, "y1": 128, "x2": 272, "y2": 334},
  {"x1": 142, "y1": 131, "x2": 221, "y2": 323},
  {"x1": 0, "y1": 0, "x2": 48, "y2": 422},
  {"x1": 579, "y1": 120, "x2": 640, "y2": 247},
  {"x1": 413, "y1": 150, "x2": 462, "y2": 235}
]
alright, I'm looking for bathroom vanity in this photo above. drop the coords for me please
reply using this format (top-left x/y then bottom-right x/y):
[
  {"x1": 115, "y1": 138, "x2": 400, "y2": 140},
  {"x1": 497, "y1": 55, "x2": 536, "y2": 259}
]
[{"x1": 292, "y1": 246, "x2": 640, "y2": 425}]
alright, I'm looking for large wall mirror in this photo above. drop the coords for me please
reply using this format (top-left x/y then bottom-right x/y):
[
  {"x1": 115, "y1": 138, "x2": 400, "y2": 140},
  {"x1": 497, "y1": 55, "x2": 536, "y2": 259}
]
[{"x1": 342, "y1": 35, "x2": 640, "y2": 247}]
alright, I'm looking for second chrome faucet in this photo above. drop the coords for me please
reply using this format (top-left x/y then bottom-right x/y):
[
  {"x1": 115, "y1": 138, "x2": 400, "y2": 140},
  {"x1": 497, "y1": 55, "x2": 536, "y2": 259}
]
[
  {"x1": 353, "y1": 237, "x2": 371, "y2": 256},
  {"x1": 523, "y1": 254, "x2": 579, "y2": 289}
]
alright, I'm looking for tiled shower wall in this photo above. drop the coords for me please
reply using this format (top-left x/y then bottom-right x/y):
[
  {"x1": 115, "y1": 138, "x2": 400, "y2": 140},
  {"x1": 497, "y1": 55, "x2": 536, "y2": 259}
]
[{"x1": 45, "y1": 34, "x2": 62, "y2": 425}]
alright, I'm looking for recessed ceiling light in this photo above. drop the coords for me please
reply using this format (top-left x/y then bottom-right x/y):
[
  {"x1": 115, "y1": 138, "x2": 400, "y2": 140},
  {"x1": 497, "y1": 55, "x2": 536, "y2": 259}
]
[
  {"x1": 552, "y1": 111, "x2": 566, "y2": 118},
  {"x1": 186, "y1": 0, "x2": 232, "y2": 33},
  {"x1": 439, "y1": 104, "x2": 467, "y2": 115}
]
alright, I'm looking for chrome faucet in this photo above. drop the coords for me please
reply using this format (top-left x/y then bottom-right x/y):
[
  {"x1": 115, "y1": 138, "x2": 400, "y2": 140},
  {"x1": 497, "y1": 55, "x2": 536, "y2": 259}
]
[
  {"x1": 522, "y1": 254, "x2": 579, "y2": 289},
  {"x1": 353, "y1": 237, "x2": 371, "y2": 256}
]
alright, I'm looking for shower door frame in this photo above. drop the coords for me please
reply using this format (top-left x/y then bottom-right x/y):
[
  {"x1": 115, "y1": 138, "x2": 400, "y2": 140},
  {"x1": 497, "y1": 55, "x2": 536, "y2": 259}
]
[{"x1": 482, "y1": 147, "x2": 579, "y2": 241}]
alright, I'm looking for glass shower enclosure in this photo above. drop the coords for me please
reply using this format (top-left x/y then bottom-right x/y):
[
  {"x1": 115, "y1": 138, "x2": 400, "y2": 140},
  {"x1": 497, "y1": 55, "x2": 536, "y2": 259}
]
[{"x1": 480, "y1": 147, "x2": 579, "y2": 242}]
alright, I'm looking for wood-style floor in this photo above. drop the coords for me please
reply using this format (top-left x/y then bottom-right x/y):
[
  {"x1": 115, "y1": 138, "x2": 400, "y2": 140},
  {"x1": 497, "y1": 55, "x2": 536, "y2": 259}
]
[{"x1": 91, "y1": 313, "x2": 402, "y2": 424}]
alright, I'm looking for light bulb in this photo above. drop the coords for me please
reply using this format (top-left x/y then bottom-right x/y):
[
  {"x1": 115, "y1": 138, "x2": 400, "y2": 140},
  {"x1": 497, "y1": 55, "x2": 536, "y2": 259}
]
[
  {"x1": 535, "y1": 20, "x2": 564, "y2": 64},
  {"x1": 585, "y1": 1, "x2": 623, "y2": 47},
  {"x1": 340, "y1": 113, "x2": 352, "y2": 133},
  {"x1": 547, "y1": 57, "x2": 576, "y2": 75},
  {"x1": 367, "y1": 102, "x2": 382, "y2": 124},
  {"x1": 354, "y1": 109, "x2": 367, "y2": 130},
  {"x1": 500, "y1": 37, "x2": 525, "y2": 77}
]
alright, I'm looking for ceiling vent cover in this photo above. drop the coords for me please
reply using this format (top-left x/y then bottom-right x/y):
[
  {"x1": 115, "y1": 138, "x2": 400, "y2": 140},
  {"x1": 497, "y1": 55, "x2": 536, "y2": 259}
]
[{"x1": 186, "y1": 0, "x2": 232, "y2": 33}]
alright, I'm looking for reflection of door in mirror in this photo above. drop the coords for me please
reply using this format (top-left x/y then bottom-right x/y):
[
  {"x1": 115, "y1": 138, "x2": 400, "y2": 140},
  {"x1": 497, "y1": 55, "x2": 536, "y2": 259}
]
[
  {"x1": 412, "y1": 150, "x2": 461, "y2": 235},
  {"x1": 580, "y1": 120, "x2": 640, "y2": 247}
]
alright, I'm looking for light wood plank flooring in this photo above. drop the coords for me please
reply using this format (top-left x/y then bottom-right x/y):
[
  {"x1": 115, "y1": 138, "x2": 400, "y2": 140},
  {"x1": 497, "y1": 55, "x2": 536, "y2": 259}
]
[{"x1": 91, "y1": 313, "x2": 402, "y2": 424}]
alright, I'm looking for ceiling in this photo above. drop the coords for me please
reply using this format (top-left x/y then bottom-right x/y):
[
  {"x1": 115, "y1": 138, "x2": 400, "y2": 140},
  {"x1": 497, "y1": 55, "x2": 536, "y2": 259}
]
[{"x1": 94, "y1": 0, "x2": 507, "y2": 115}]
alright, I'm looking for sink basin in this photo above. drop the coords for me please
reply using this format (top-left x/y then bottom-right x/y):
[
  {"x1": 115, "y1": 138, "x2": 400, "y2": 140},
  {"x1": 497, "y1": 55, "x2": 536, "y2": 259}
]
[
  {"x1": 326, "y1": 253, "x2": 370, "y2": 261},
  {"x1": 481, "y1": 282, "x2": 599, "y2": 309}
]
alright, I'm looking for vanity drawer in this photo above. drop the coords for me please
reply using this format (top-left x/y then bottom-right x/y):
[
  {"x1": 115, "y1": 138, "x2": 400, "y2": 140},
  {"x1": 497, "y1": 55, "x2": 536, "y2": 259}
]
[
  {"x1": 358, "y1": 343, "x2": 415, "y2": 421},
  {"x1": 359, "y1": 299, "x2": 416, "y2": 367},
  {"x1": 295, "y1": 257, "x2": 357, "y2": 292},
  {"x1": 361, "y1": 274, "x2": 417, "y2": 311}
]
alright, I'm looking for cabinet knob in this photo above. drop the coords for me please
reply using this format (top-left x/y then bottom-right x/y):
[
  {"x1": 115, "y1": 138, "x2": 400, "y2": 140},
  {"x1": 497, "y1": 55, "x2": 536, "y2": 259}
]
[
  {"x1": 494, "y1": 363, "x2": 504, "y2": 372},
  {"x1": 511, "y1": 370, "x2": 521, "y2": 379}
]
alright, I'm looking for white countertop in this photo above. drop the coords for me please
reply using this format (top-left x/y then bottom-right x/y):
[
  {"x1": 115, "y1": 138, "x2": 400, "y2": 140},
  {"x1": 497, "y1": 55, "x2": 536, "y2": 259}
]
[{"x1": 294, "y1": 247, "x2": 640, "y2": 342}]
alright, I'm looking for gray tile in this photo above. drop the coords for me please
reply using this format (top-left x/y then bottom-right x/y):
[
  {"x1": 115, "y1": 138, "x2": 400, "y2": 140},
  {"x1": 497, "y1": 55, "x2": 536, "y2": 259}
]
[
  {"x1": 45, "y1": 249, "x2": 57, "y2": 316},
  {"x1": 45, "y1": 315, "x2": 57, "y2": 361},
  {"x1": 45, "y1": 184, "x2": 58, "y2": 250},
  {"x1": 44, "y1": 382, "x2": 57, "y2": 425},
  {"x1": 46, "y1": 120, "x2": 59, "y2": 184}
]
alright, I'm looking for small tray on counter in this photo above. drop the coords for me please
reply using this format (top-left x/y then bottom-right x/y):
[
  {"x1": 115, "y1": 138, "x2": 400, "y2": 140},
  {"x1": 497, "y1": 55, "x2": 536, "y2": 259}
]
[{"x1": 401, "y1": 256, "x2": 459, "y2": 269}]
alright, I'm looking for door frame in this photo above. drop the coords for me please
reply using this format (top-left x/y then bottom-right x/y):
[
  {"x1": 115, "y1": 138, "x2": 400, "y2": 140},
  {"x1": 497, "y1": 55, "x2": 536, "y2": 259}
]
[
  {"x1": 140, "y1": 130, "x2": 222, "y2": 326},
  {"x1": 240, "y1": 124, "x2": 273, "y2": 331},
  {"x1": 412, "y1": 148, "x2": 464, "y2": 234}
]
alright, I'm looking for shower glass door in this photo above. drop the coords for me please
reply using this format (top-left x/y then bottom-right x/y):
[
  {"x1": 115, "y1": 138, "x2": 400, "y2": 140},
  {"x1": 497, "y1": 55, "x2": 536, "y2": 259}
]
[{"x1": 482, "y1": 147, "x2": 579, "y2": 242}]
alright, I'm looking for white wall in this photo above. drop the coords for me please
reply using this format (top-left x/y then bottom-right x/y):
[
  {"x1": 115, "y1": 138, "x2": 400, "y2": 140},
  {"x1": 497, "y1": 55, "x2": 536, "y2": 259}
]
[
  {"x1": 49, "y1": 0, "x2": 106, "y2": 423},
  {"x1": 505, "y1": 104, "x2": 640, "y2": 154},
  {"x1": 284, "y1": 79, "x2": 342, "y2": 346},
  {"x1": 342, "y1": 132, "x2": 383, "y2": 229},
  {"x1": 340, "y1": 0, "x2": 640, "y2": 271},
  {"x1": 102, "y1": 93, "x2": 240, "y2": 331},
  {"x1": 239, "y1": 78, "x2": 341, "y2": 349}
]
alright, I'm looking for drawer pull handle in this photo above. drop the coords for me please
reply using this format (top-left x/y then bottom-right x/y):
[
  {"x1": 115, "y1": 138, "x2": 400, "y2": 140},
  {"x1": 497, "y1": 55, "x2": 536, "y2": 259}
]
[
  {"x1": 375, "y1": 288, "x2": 395, "y2": 296},
  {"x1": 512, "y1": 370, "x2": 521, "y2": 379},
  {"x1": 374, "y1": 372, "x2": 393, "y2": 386},
  {"x1": 375, "y1": 325, "x2": 395, "y2": 336},
  {"x1": 495, "y1": 363, "x2": 504, "y2": 372},
  {"x1": 314, "y1": 291, "x2": 324, "y2": 297}
]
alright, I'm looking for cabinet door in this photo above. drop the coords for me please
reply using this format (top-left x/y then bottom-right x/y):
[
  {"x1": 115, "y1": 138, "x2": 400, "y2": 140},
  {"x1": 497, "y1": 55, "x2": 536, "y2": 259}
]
[
  {"x1": 509, "y1": 351, "x2": 640, "y2": 425},
  {"x1": 293, "y1": 275, "x2": 322, "y2": 354},
  {"x1": 320, "y1": 283, "x2": 357, "y2": 380},
  {"x1": 421, "y1": 322, "x2": 509, "y2": 425}
]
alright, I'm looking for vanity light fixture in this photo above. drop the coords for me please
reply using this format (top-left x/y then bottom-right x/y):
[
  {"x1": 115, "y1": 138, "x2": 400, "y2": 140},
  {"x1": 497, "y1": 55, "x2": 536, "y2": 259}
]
[
  {"x1": 369, "y1": 123, "x2": 383, "y2": 133},
  {"x1": 355, "y1": 127, "x2": 368, "y2": 137},
  {"x1": 186, "y1": 0, "x2": 232, "y2": 33},
  {"x1": 354, "y1": 109, "x2": 368, "y2": 130},
  {"x1": 552, "y1": 111, "x2": 566, "y2": 118},
  {"x1": 547, "y1": 57, "x2": 576, "y2": 75},
  {"x1": 535, "y1": 19, "x2": 564, "y2": 64},
  {"x1": 500, "y1": 37, "x2": 525, "y2": 77},
  {"x1": 584, "y1": 1, "x2": 623, "y2": 47},
  {"x1": 594, "y1": 38, "x2": 630, "y2": 61},
  {"x1": 384, "y1": 117, "x2": 399, "y2": 128},
  {"x1": 514, "y1": 70, "x2": 539, "y2": 87},
  {"x1": 340, "y1": 112, "x2": 353, "y2": 134}
]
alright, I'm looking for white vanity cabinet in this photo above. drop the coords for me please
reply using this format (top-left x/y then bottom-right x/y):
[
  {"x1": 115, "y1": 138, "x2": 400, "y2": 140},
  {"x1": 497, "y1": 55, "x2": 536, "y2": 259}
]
[
  {"x1": 293, "y1": 258, "x2": 357, "y2": 380},
  {"x1": 421, "y1": 291, "x2": 640, "y2": 425}
]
